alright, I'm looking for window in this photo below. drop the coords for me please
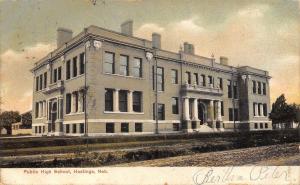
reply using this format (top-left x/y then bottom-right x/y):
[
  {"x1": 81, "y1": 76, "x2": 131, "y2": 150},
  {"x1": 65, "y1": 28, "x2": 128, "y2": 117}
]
[
  {"x1": 218, "y1": 77, "x2": 223, "y2": 89},
  {"x1": 80, "y1": 123, "x2": 84, "y2": 133},
  {"x1": 208, "y1": 76, "x2": 213, "y2": 87},
  {"x1": 254, "y1": 123, "x2": 258, "y2": 129},
  {"x1": 119, "y1": 90, "x2": 128, "y2": 112},
  {"x1": 173, "y1": 123, "x2": 179, "y2": 131},
  {"x1": 121, "y1": 123, "x2": 129, "y2": 133},
  {"x1": 172, "y1": 97, "x2": 179, "y2": 114},
  {"x1": 105, "y1": 89, "x2": 113, "y2": 111},
  {"x1": 120, "y1": 55, "x2": 129, "y2": 76},
  {"x1": 234, "y1": 108, "x2": 239, "y2": 121},
  {"x1": 106, "y1": 123, "x2": 114, "y2": 133},
  {"x1": 171, "y1": 69, "x2": 178, "y2": 84},
  {"x1": 35, "y1": 126, "x2": 37, "y2": 133},
  {"x1": 66, "y1": 124, "x2": 70, "y2": 133},
  {"x1": 39, "y1": 74, "x2": 43, "y2": 90},
  {"x1": 253, "y1": 103, "x2": 256, "y2": 116},
  {"x1": 133, "y1": 91, "x2": 142, "y2": 112},
  {"x1": 221, "y1": 101, "x2": 224, "y2": 116},
  {"x1": 258, "y1": 103, "x2": 261, "y2": 116},
  {"x1": 262, "y1": 83, "x2": 266, "y2": 95},
  {"x1": 229, "y1": 108, "x2": 233, "y2": 121},
  {"x1": 200, "y1": 74, "x2": 206, "y2": 86},
  {"x1": 228, "y1": 80, "x2": 232, "y2": 98},
  {"x1": 73, "y1": 57, "x2": 77, "y2": 77},
  {"x1": 260, "y1": 123, "x2": 263, "y2": 129},
  {"x1": 192, "y1": 121, "x2": 196, "y2": 129},
  {"x1": 66, "y1": 93, "x2": 71, "y2": 114},
  {"x1": 233, "y1": 81, "x2": 238, "y2": 99},
  {"x1": 66, "y1": 60, "x2": 71, "y2": 80},
  {"x1": 72, "y1": 124, "x2": 77, "y2": 133},
  {"x1": 35, "y1": 102, "x2": 39, "y2": 118},
  {"x1": 258, "y1": 82, "x2": 262, "y2": 94},
  {"x1": 157, "y1": 67, "x2": 164, "y2": 91},
  {"x1": 58, "y1": 67, "x2": 62, "y2": 81},
  {"x1": 135, "y1": 123, "x2": 142, "y2": 132},
  {"x1": 185, "y1": 72, "x2": 191, "y2": 84},
  {"x1": 104, "y1": 52, "x2": 115, "y2": 74},
  {"x1": 157, "y1": 104, "x2": 165, "y2": 120},
  {"x1": 79, "y1": 53, "x2": 85, "y2": 75},
  {"x1": 194, "y1": 73, "x2": 198, "y2": 85},
  {"x1": 263, "y1": 103, "x2": 267, "y2": 116},
  {"x1": 133, "y1": 58, "x2": 142, "y2": 77},
  {"x1": 265, "y1": 123, "x2": 268, "y2": 128},
  {"x1": 252, "y1": 81, "x2": 256, "y2": 93},
  {"x1": 74, "y1": 92, "x2": 79, "y2": 112},
  {"x1": 229, "y1": 108, "x2": 239, "y2": 121},
  {"x1": 53, "y1": 68, "x2": 57, "y2": 83},
  {"x1": 43, "y1": 72, "x2": 47, "y2": 89},
  {"x1": 36, "y1": 76, "x2": 39, "y2": 91}
]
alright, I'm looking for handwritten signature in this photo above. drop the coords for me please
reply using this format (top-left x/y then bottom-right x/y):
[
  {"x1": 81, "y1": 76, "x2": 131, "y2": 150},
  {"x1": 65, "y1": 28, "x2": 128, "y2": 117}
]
[{"x1": 193, "y1": 166, "x2": 290, "y2": 185}]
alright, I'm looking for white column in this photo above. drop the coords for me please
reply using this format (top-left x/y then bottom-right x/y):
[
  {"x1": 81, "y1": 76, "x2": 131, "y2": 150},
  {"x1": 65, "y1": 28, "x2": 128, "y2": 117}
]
[
  {"x1": 193, "y1": 98, "x2": 198, "y2": 120},
  {"x1": 38, "y1": 102, "x2": 42, "y2": 118},
  {"x1": 113, "y1": 89, "x2": 119, "y2": 112},
  {"x1": 217, "y1": 101, "x2": 222, "y2": 121},
  {"x1": 40, "y1": 102, "x2": 43, "y2": 117},
  {"x1": 71, "y1": 93, "x2": 75, "y2": 113},
  {"x1": 255, "y1": 103, "x2": 258, "y2": 116},
  {"x1": 127, "y1": 90, "x2": 133, "y2": 112},
  {"x1": 43, "y1": 101, "x2": 46, "y2": 117},
  {"x1": 183, "y1": 97, "x2": 190, "y2": 120},
  {"x1": 209, "y1": 100, "x2": 214, "y2": 121}
]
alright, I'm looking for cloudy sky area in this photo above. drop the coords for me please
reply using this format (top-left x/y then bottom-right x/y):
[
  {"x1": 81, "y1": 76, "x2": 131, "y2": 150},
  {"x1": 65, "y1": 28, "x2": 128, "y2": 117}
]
[{"x1": 0, "y1": 0, "x2": 299, "y2": 113}]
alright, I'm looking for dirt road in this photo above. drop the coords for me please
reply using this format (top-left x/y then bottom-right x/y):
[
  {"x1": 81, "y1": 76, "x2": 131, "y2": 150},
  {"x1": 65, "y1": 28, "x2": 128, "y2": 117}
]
[{"x1": 113, "y1": 143, "x2": 300, "y2": 166}]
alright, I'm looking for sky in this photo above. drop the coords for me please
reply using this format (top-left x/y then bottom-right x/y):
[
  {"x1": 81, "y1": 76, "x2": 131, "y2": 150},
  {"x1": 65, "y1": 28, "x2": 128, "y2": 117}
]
[{"x1": 0, "y1": 0, "x2": 299, "y2": 113}]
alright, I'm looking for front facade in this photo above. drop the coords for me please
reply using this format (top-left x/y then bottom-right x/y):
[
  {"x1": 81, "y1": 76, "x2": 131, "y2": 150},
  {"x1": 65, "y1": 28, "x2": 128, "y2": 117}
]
[{"x1": 31, "y1": 21, "x2": 271, "y2": 136}]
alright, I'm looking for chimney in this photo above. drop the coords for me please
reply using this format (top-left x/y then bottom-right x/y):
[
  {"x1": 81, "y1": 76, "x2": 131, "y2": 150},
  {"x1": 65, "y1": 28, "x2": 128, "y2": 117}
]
[
  {"x1": 121, "y1": 20, "x2": 133, "y2": 36},
  {"x1": 152, "y1": 33, "x2": 161, "y2": 49},
  {"x1": 183, "y1": 42, "x2": 194, "y2": 54},
  {"x1": 57, "y1": 27, "x2": 73, "y2": 48},
  {"x1": 220, "y1": 56, "x2": 228, "y2": 65}
]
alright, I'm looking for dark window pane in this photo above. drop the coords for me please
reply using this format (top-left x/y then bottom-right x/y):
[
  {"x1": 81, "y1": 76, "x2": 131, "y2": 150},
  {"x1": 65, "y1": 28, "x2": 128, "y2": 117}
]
[
  {"x1": 258, "y1": 82, "x2": 261, "y2": 94},
  {"x1": 121, "y1": 123, "x2": 129, "y2": 132},
  {"x1": 106, "y1": 123, "x2": 114, "y2": 133},
  {"x1": 72, "y1": 124, "x2": 77, "y2": 133},
  {"x1": 228, "y1": 80, "x2": 232, "y2": 98},
  {"x1": 262, "y1": 83, "x2": 266, "y2": 95},
  {"x1": 58, "y1": 67, "x2": 62, "y2": 80},
  {"x1": 53, "y1": 69, "x2": 57, "y2": 83},
  {"x1": 133, "y1": 91, "x2": 142, "y2": 112},
  {"x1": 80, "y1": 123, "x2": 84, "y2": 133},
  {"x1": 36, "y1": 76, "x2": 39, "y2": 91},
  {"x1": 119, "y1": 90, "x2": 128, "y2": 112},
  {"x1": 135, "y1": 123, "x2": 142, "y2": 132},
  {"x1": 185, "y1": 72, "x2": 191, "y2": 84},
  {"x1": 157, "y1": 67, "x2": 164, "y2": 91},
  {"x1": 73, "y1": 57, "x2": 77, "y2": 77},
  {"x1": 157, "y1": 104, "x2": 165, "y2": 120},
  {"x1": 66, "y1": 93, "x2": 71, "y2": 114},
  {"x1": 172, "y1": 97, "x2": 179, "y2": 114},
  {"x1": 105, "y1": 89, "x2": 113, "y2": 111},
  {"x1": 44, "y1": 72, "x2": 47, "y2": 89},
  {"x1": 194, "y1": 73, "x2": 198, "y2": 85},
  {"x1": 173, "y1": 123, "x2": 179, "y2": 131},
  {"x1": 253, "y1": 81, "x2": 256, "y2": 93},
  {"x1": 66, "y1": 60, "x2": 71, "y2": 79},
  {"x1": 80, "y1": 53, "x2": 85, "y2": 75}
]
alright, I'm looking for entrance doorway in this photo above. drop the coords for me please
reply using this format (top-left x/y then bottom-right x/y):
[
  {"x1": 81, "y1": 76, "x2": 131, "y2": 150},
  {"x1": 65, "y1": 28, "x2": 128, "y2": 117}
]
[
  {"x1": 198, "y1": 102, "x2": 206, "y2": 124},
  {"x1": 51, "y1": 102, "x2": 57, "y2": 132}
]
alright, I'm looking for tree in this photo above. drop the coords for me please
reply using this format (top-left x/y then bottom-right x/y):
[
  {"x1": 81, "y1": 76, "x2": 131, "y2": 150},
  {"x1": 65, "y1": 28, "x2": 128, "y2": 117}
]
[
  {"x1": 0, "y1": 111, "x2": 21, "y2": 134},
  {"x1": 21, "y1": 111, "x2": 32, "y2": 129},
  {"x1": 269, "y1": 94, "x2": 300, "y2": 129}
]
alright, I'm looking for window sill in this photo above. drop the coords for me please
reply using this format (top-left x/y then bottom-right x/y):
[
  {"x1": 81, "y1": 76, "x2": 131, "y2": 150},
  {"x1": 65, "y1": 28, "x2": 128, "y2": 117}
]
[
  {"x1": 66, "y1": 112, "x2": 84, "y2": 116},
  {"x1": 104, "y1": 111, "x2": 144, "y2": 115},
  {"x1": 65, "y1": 74, "x2": 84, "y2": 82},
  {"x1": 104, "y1": 73, "x2": 144, "y2": 80}
]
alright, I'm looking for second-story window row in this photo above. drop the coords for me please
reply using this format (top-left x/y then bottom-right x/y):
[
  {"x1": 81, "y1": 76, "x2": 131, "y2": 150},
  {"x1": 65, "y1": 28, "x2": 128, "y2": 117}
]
[
  {"x1": 104, "y1": 51, "x2": 143, "y2": 78},
  {"x1": 66, "y1": 90, "x2": 85, "y2": 114},
  {"x1": 252, "y1": 80, "x2": 266, "y2": 95},
  {"x1": 66, "y1": 52, "x2": 85, "y2": 80}
]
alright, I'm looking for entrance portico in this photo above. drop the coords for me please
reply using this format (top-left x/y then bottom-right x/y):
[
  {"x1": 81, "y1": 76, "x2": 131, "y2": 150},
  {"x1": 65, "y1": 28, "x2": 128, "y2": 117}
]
[{"x1": 182, "y1": 96, "x2": 223, "y2": 132}]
